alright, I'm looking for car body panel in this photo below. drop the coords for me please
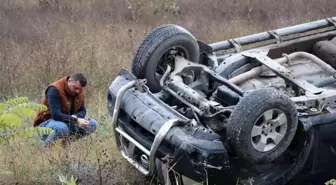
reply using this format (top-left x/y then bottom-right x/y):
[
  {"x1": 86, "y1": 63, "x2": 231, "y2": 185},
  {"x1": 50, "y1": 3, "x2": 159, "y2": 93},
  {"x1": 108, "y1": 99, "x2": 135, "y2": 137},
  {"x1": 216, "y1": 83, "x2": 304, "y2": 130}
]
[
  {"x1": 108, "y1": 69, "x2": 231, "y2": 182},
  {"x1": 107, "y1": 17, "x2": 336, "y2": 185},
  {"x1": 108, "y1": 68, "x2": 336, "y2": 184}
]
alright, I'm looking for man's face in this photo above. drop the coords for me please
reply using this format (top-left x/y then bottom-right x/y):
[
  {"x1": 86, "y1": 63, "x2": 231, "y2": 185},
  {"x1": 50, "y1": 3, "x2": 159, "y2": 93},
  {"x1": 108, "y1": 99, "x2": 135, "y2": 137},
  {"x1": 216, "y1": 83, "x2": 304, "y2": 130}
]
[{"x1": 68, "y1": 79, "x2": 84, "y2": 95}]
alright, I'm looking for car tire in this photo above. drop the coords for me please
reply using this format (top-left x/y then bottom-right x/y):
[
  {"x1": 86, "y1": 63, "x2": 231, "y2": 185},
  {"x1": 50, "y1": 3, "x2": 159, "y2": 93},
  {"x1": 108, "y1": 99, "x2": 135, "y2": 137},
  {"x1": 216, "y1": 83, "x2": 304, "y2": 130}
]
[
  {"x1": 226, "y1": 87, "x2": 298, "y2": 164},
  {"x1": 131, "y1": 24, "x2": 200, "y2": 93}
]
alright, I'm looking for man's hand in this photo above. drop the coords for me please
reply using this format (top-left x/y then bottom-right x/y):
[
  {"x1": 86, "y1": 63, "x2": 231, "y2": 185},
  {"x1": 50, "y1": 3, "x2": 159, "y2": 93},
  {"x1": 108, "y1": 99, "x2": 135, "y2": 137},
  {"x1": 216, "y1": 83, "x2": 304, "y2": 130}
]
[{"x1": 77, "y1": 118, "x2": 90, "y2": 128}]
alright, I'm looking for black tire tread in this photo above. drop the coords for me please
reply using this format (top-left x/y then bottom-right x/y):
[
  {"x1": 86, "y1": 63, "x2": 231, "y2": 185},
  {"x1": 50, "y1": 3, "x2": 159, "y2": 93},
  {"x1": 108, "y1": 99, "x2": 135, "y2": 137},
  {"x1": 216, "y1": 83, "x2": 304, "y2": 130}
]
[
  {"x1": 131, "y1": 24, "x2": 198, "y2": 79},
  {"x1": 227, "y1": 87, "x2": 298, "y2": 163}
]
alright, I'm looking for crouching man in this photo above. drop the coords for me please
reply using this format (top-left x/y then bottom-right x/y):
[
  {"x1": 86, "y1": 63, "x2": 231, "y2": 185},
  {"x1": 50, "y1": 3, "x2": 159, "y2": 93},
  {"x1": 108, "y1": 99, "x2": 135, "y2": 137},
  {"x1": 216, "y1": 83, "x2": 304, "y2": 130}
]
[{"x1": 33, "y1": 73, "x2": 97, "y2": 147}]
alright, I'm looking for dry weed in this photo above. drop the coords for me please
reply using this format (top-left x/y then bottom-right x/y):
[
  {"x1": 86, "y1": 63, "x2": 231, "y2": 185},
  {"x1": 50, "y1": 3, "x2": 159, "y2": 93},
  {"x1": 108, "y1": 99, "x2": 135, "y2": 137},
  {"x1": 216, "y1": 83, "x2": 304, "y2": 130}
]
[{"x1": 0, "y1": 0, "x2": 335, "y2": 184}]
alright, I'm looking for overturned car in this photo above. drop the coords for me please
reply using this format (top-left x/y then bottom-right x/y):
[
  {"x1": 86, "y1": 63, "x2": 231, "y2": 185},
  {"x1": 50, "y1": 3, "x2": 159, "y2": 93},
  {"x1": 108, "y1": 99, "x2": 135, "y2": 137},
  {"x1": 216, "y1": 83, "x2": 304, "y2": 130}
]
[{"x1": 107, "y1": 17, "x2": 336, "y2": 185}]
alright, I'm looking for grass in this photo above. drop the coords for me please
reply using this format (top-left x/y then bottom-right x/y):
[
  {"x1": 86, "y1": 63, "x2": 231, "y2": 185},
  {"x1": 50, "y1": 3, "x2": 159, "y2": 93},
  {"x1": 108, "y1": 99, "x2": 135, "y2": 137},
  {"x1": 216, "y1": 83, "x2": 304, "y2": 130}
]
[
  {"x1": 0, "y1": 104, "x2": 149, "y2": 185},
  {"x1": 0, "y1": 0, "x2": 335, "y2": 184}
]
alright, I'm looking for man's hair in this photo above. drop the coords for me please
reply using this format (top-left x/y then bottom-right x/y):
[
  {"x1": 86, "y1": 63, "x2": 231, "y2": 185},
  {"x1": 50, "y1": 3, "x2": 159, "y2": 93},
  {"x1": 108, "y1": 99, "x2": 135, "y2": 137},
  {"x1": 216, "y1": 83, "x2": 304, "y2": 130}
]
[{"x1": 69, "y1": 73, "x2": 88, "y2": 87}]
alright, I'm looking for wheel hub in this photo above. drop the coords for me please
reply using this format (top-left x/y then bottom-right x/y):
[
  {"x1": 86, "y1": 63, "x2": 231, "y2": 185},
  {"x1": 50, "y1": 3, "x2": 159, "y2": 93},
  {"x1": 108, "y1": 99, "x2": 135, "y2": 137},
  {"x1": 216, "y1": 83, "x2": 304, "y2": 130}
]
[
  {"x1": 263, "y1": 122, "x2": 273, "y2": 134},
  {"x1": 155, "y1": 47, "x2": 188, "y2": 81},
  {"x1": 251, "y1": 109, "x2": 288, "y2": 152}
]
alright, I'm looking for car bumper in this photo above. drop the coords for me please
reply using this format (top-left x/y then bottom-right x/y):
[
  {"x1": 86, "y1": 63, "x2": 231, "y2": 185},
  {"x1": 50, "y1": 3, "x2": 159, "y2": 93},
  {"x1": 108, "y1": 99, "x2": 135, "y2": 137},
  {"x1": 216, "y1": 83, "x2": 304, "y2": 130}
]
[{"x1": 107, "y1": 68, "x2": 232, "y2": 183}]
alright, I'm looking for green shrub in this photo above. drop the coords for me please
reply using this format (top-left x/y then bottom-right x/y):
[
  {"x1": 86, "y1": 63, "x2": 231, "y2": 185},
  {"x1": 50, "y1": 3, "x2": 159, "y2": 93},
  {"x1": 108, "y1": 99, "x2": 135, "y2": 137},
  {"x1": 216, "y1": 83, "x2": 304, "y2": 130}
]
[
  {"x1": 0, "y1": 97, "x2": 53, "y2": 144},
  {"x1": 326, "y1": 179, "x2": 336, "y2": 185},
  {"x1": 58, "y1": 174, "x2": 78, "y2": 185}
]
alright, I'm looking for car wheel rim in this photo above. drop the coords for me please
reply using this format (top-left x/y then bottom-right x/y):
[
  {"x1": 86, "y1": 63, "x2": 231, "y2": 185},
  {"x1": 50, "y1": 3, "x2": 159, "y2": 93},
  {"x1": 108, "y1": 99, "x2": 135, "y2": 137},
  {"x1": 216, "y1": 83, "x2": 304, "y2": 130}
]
[{"x1": 251, "y1": 109, "x2": 288, "y2": 152}]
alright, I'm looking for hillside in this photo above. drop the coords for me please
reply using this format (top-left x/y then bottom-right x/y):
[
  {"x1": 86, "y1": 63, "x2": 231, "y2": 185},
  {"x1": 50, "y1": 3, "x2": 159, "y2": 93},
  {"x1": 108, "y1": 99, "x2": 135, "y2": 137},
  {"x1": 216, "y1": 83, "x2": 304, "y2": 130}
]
[{"x1": 0, "y1": 0, "x2": 335, "y2": 184}]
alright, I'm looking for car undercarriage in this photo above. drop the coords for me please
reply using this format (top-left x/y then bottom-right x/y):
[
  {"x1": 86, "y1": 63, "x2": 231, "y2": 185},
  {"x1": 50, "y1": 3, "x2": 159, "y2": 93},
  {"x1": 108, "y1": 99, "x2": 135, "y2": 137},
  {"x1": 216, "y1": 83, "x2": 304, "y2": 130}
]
[{"x1": 107, "y1": 17, "x2": 336, "y2": 185}]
